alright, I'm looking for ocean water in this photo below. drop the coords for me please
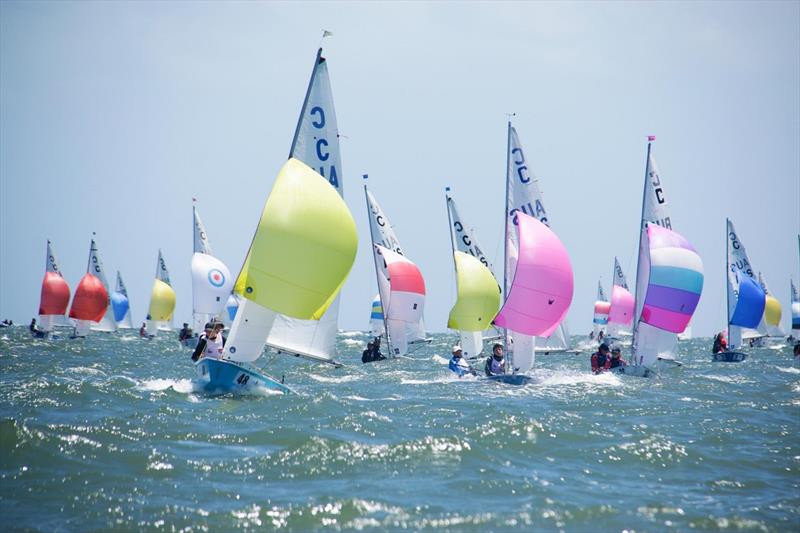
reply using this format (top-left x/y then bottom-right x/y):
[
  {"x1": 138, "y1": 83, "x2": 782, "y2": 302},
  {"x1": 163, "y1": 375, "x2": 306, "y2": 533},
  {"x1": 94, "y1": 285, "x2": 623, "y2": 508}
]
[{"x1": 1, "y1": 327, "x2": 798, "y2": 532}]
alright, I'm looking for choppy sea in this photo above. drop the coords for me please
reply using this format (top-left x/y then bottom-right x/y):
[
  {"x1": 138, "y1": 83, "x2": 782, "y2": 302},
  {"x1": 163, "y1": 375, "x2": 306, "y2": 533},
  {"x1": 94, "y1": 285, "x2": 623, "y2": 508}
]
[{"x1": 1, "y1": 327, "x2": 798, "y2": 532}]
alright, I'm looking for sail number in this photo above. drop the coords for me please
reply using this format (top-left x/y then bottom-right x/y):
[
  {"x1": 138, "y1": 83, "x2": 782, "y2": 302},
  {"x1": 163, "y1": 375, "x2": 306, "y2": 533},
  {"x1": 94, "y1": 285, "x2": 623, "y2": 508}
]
[
  {"x1": 309, "y1": 106, "x2": 339, "y2": 190},
  {"x1": 452, "y1": 221, "x2": 489, "y2": 267}
]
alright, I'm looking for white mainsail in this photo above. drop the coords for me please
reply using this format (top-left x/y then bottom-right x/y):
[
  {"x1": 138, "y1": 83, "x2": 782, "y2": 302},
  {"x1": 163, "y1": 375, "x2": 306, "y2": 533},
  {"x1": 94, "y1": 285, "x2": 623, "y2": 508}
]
[
  {"x1": 191, "y1": 203, "x2": 234, "y2": 332},
  {"x1": 88, "y1": 237, "x2": 117, "y2": 333},
  {"x1": 262, "y1": 46, "x2": 344, "y2": 365},
  {"x1": 365, "y1": 185, "x2": 427, "y2": 356}
]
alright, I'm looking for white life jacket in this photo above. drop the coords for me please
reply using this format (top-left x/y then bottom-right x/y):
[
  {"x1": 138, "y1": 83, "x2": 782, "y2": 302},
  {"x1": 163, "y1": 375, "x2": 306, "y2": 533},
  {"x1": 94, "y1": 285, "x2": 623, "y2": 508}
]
[{"x1": 203, "y1": 334, "x2": 224, "y2": 359}]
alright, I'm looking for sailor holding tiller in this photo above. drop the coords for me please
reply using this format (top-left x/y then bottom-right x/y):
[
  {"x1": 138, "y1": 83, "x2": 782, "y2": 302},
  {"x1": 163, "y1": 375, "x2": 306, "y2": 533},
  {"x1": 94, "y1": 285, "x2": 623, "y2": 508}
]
[{"x1": 191, "y1": 321, "x2": 225, "y2": 362}]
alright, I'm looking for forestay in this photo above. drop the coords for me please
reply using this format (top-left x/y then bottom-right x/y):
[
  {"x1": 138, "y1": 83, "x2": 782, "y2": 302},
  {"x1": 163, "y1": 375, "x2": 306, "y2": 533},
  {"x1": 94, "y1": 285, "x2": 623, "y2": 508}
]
[{"x1": 265, "y1": 47, "x2": 344, "y2": 365}]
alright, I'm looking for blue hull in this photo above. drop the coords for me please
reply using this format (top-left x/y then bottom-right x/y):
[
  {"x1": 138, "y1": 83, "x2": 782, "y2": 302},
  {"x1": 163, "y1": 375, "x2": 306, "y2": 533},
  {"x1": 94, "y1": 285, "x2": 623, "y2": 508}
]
[
  {"x1": 712, "y1": 351, "x2": 747, "y2": 363},
  {"x1": 195, "y1": 358, "x2": 292, "y2": 394}
]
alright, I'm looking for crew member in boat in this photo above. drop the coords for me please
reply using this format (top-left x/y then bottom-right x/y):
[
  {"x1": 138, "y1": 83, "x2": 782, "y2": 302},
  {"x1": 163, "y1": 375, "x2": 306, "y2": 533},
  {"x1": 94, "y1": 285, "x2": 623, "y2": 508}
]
[
  {"x1": 484, "y1": 343, "x2": 506, "y2": 376},
  {"x1": 591, "y1": 343, "x2": 611, "y2": 373},
  {"x1": 712, "y1": 331, "x2": 728, "y2": 354},
  {"x1": 793, "y1": 342, "x2": 800, "y2": 358},
  {"x1": 608, "y1": 346, "x2": 627, "y2": 369},
  {"x1": 191, "y1": 321, "x2": 225, "y2": 362},
  {"x1": 178, "y1": 322, "x2": 193, "y2": 343},
  {"x1": 449, "y1": 345, "x2": 474, "y2": 377},
  {"x1": 361, "y1": 338, "x2": 386, "y2": 364},
  {"x1": 139, "y1": 322, "x2": 148, "y2": 338},
  {"x1": 29, "y1": 318, "x2": 45, "y2": 338}
]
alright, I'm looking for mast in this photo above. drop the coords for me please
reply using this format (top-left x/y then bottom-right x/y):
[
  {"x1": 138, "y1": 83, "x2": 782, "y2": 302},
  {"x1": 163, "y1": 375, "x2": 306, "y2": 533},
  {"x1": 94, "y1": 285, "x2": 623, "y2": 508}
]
[
  {"x1": 289, "y1": 47, "x2": 323, "y2": 157},
  {"x1": 364, "y1": 176, "x2": 392, "y2": 355},
  {"x1": 726, "y1": 218, "x2": 731, "y2": 343},
  {"x1": 503, "y1": 120, "x2": 512, "y2": 374},
  {"x1": 631, "y1": 139, "x2": 652, "y2": 366}
]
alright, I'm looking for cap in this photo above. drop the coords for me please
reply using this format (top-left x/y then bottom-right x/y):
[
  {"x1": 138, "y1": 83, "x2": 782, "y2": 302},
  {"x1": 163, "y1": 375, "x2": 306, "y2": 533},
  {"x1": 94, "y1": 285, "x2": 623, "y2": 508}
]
[
  {"x1": 611, "y1": 346, "x2": 621, "y2": 354},
  {"x1": 204, "y1": 322, "x2": 214, "y2": 330},
  {"x1": 599, "y1": 343, "x2": 609, "y2": 351},
  {"x1": 452, "y1": 345, "x2": 462, "y2": 352}
]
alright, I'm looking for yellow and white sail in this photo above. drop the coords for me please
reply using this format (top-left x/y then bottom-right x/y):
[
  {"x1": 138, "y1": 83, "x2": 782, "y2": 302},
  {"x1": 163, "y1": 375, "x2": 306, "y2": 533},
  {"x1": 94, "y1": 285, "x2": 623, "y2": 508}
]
[
  {"x1": 147, "y1": 249, "x2": 176, "y2": 333},
  {"x1": 224, "y1": 158, "x2": 357, "y2": 364}
]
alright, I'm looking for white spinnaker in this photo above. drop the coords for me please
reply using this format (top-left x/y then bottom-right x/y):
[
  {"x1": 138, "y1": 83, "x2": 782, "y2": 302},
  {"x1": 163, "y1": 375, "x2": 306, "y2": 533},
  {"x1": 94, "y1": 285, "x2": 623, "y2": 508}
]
[
  {"x1": 263, "y1": 47, "x2": 343, "y2": 365},
  {"x1": 727, "y1": 219, "x2": 764, "y2": 347},
  {"x1": 632, "y1": 144, "x2": 676, "y2": 365},
  {"x1": 191, "y1": 253, "x2": 234, "y2": 333},
  {"x1": 115, "y1": 271, "x2": 134, "y2": 329},
  {"x1": 88, "y1": 238, "x2": 116, "y2": 333}
]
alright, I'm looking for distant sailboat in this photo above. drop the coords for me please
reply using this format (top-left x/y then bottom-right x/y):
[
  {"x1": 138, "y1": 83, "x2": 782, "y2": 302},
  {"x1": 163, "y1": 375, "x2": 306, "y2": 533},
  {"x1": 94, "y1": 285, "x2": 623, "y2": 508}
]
[
  {"x1": 592, "y1": 281, "x2": 610, "y2": 340},
  {"x1": 146, "y1": 250, "x2": 176, "y2": 334},
  {"x1": 445, "y1": 188, "x2": 501, "y2": 359},
  {"x1": 195, "y1": 158, "x2": 357, "y2": 392},
  {"x1": 791, "y1": 280, "x2": 800, "y2": 340},
  {"x1": 757, "y1": 272, "x2": 784, "y2": 340},
  {"x1": 69, "y1": 236, "x2": 111, "y2": 338},
  {"x1": 364, "y1": 181, "x2": 429, "y2": 357},
  {"x1": 369, "y1": 294, "x2": 384, "y2": 338},
  {"x1": 191, "y1": 202, "x2": 233, "y2": 336},
  {"x1": 722, "y1": 219, "x2": 766, "y2": 361},
  {"x1": 620, "y1": 138, "x2": 704, "y2": 377},
  {"x1": 111, "y1": 271, "x2": 134, "y2": 329},
  {"x1": 37, "y1": 240, "x2": 71, "y2": 336},
  {"x1": 606, "y1": 257, "x2": 634, "y2": 345},
  {"x1": 505, "y1": 122, "x2": 572, "y2": 358},
  {"x1": 260, "y1": 45, "x2": 346, "y2": 366}
]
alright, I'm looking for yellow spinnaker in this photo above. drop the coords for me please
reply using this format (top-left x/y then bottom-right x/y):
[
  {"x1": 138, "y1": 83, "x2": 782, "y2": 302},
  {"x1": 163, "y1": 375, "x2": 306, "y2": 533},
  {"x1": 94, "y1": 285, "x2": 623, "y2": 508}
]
[
  {"x1": 148, "y1": 279, "x2": 176, "y2": 321},
  {"x1": 764, "y1": 295, "x2": 781, "y2": 327},
  {"x1": 234, "y1": 158, "x2": 357, "y2": 320},
  {"x1": 447, "y1": 251, "x2": 501, "y2": 331}
]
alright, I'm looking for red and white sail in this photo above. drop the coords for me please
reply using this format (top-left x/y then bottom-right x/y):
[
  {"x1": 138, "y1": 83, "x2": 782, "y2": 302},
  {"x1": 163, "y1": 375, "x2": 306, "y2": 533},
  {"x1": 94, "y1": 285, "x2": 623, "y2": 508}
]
[{"x1": 38, "y1": 240, "x2": 71, "y2": 333}]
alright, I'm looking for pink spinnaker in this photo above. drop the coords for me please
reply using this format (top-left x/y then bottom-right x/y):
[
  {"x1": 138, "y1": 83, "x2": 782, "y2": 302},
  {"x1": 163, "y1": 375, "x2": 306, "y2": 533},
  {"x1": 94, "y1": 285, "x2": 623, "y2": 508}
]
[
  {"x1": 608, "y1": 285, "x2": 634, "y2": 326},
  {"x1": 494, "y1": 213, "x2": 573, "y2": 337}
]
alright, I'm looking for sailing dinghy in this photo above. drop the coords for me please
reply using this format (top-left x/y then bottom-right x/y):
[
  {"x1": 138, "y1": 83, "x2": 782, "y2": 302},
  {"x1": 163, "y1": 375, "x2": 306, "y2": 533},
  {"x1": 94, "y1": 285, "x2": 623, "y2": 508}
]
[
  {"x1": 720, "y1": 219, "x2": 765, "y2": 362},
  {"x1": 189, "y1": 201, "x2": 234, "y2": 346},
  {"x1": 606, "y1": 257, "x2": 634, "y2": 346},
  {"x1": 36, "y1": 240, "x2": 71, "y2": 338},
  {"x1": 145, "y1": 250, "x2": 176, "y2": 336},
  {"x1": 364, "y1": 180, "x2": 430, "y2": 358},
  {"x1": 68, "y1": 236, "x2": 111, "y2": 338},
  {"x1": 195, "y1": 158, "x2": 357, "y2": 393},
  {"x1": 616, "y1": 138, "x2": 704, "y2": 377},
  {"x1": 592, "y1": 281, "x2": 610, "y2": 341},
  {"x1": 757, "y1": 272, "x2": 784, "y2": 344},
  {"x1": 445, "y1": 188, "x2": 501, "y2": 359},
  {"x1": 111, "y1": 271, "x2": 134, "y2": 329}
]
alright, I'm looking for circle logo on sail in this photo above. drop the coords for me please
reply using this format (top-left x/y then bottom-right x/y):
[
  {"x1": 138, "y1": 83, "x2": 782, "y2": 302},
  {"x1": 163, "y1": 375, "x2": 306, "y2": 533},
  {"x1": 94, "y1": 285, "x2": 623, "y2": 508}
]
[{"x1": 208, "y1": 269, "x2": 225, "y2": 288}]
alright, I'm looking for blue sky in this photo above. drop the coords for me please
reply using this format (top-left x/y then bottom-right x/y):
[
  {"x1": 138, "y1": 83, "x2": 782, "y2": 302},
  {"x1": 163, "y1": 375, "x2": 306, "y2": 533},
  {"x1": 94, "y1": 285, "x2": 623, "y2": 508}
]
[{"x1": 1, "y1": 1, "x2": 798, "y2": 337}]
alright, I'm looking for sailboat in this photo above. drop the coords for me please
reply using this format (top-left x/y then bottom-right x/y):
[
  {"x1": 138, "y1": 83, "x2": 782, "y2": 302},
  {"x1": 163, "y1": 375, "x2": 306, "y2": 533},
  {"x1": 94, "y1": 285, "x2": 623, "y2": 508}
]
[
  {"x1": 606, "y1": 257, "x2": 634, "y2": 346},
  {"x1": 196, "y1": 158, "x2": 358, "y2": 392},
  {"x1": 721, "y1": 219, "x2": 766, "y2": 361},
  {"x1": 505, "y1": 122, "x2": 572, "y2": 355},
  {"x1": 145, "y1": 250, "x2": 176, "y2": 335},
  {"x1": 791, "y1": 280, "x2": 800, "y2": 341},
  {"x1": 445, "y1": 188, "x2": 501, "y2": 359},
  {"x1": 36, "y1": 240, "x2": 71, "y2": 337},
  {"x1": 592, "y1": 281, "x2": 610, "y2": 340},
  {"x1": 190, "y1": 201, "x2": 234, "y2": 344},
  {"x1": 256, "y1": 45, "x2": 346, "y2": 366},
  {"x1": 111, "y1": 271, "x2": 134, "y2": 329},
  {"x1": 757, "y1": 272, "x2": 784, "y2": 342},
  {"x1": 617, "y1": 138, "x2": 704, "y2": 377},
  {"x1": 68, "y1": 236, "x2": 111, "y2": 338},
  {"x1": 369, "y1": 295, "x2": 384, "y2": 338},
  {"x1": 364, "y1": 180, "x2": 430, "y2": 357}
]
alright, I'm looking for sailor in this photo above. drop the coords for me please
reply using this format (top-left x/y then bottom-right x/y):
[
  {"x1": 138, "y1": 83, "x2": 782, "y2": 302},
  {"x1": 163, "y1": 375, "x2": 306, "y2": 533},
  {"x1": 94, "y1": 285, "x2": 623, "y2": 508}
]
[
  {"x1": 361, "y1": 341, "x2": 376, "y2": 363},
  {"x1": 139, "y1": 322, "x2": 148, "y2": 338},
  {"x1": 484, "y1": 343, "x2": 506, "y2": 376},
  {"x1": 793, "y1": 342, "x2": 800, "y2": 358},
  {"x1": 608, "y1": 346, "x2": 627, "y2": 369},
  {"x1": 29, "y1": 318, "x2": 44, "y2": 338},
  {"x1": 448, "y1": 345, "x2": 474, "y2": 377},
  {"x1": 591, "y1": 343, "x2": 611, "y2": 373},
  {"x1": 712, "y1": 331, "x2": 728, "y2": 354},
  {"x1": 178, "y1": 323, "x2": 193, "y2": 343},
  {"x1": 191, "y1": 321, "x2": 225, "y2": 362}
]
